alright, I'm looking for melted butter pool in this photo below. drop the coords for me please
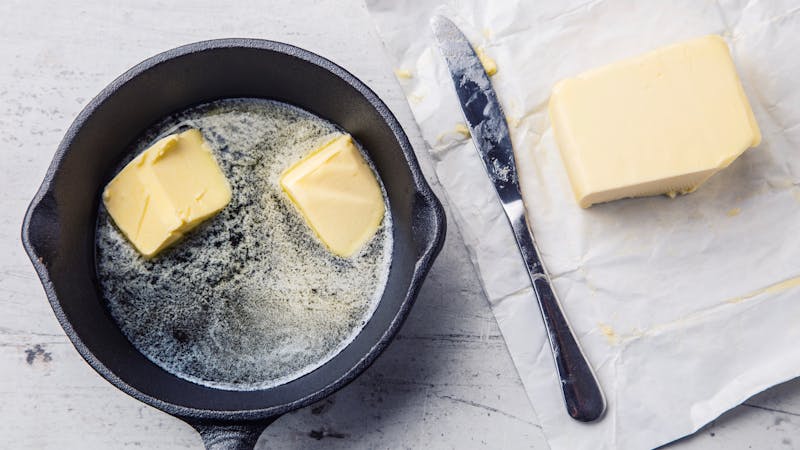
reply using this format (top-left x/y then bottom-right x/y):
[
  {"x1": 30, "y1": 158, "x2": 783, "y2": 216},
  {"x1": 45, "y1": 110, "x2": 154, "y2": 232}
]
[{"x1": 95, "y1": 98, "x2": 393, "y2": 390}]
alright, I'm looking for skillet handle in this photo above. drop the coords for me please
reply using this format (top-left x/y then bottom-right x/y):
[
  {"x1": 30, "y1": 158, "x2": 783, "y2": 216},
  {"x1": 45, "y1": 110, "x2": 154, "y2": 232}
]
[
  {"x1": 411, "y1": 190, "x2": 446, "y2": 261},
  {"x1": 188, "y1": 419, "x2": 278, "y2": 450},
  {"x1": 22, "y1": 190, "x2": 59, "y2": 265}
]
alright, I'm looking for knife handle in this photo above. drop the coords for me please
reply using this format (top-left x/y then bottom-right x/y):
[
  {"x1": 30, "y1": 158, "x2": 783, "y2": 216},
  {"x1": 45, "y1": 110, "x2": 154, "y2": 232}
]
[{"x1": 509, "y1": 211, "x2": 606, "y2": 422}]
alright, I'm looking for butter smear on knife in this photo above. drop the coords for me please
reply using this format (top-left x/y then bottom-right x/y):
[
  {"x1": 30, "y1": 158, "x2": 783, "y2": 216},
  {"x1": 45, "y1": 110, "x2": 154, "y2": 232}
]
[{"x1": 549, "y1": 35, "x2": 761, "y2": 208}]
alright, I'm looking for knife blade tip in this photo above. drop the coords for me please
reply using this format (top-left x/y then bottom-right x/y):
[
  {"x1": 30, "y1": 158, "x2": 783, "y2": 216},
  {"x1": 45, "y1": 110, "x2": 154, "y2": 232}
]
[{"x1": 429, "y1": 14, "x2": 454, "y2": 35}]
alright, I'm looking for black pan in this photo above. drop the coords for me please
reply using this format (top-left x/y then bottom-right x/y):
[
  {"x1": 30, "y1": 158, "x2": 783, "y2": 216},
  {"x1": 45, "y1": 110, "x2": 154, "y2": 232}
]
[{"x1": 20, "y1": 39, "x2": 445, "y2": 449}]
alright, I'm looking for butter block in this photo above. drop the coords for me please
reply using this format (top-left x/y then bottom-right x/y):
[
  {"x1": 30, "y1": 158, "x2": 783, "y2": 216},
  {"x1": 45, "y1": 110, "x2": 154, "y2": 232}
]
[
  {"x1": 280, "y1": 134, "x2": 385, "y2": 257},
  {"x1": 103, "y1": 129, "x2": 232, "y2": 258},
  {"x1": 549, "y1": 35, "x2": 761, "y2": 208}
]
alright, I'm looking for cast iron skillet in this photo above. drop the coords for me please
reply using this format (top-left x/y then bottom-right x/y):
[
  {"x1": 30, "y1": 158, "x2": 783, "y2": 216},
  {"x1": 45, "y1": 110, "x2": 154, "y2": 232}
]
[{"x1": 20, "y1": 39, "x2": 445, "y2": 449}]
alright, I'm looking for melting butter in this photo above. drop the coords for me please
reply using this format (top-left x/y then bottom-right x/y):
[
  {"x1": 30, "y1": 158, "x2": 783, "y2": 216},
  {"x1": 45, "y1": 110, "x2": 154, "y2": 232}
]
[
  {"x1": 102, "y1": 129, "x2": 231, "y2": 258},
  {"x1": 280, "y1": 134, "x2": 385, "y2": 258},
  {"x1": 96, "y1": 99, "x2": 393, "y2": 390}
]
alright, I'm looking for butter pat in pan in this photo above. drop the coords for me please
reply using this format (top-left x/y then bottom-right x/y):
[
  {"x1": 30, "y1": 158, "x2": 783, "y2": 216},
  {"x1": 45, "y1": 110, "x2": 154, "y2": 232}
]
[
  {"x1": 280, "y1": 134, "x2": 385, "y2": 258},
  {"x1": 103, "y1": 129, "x2": 232, "y2": 258},
  {"x1": 549, "y1": 35, "x2": 761, "y2": 208}
]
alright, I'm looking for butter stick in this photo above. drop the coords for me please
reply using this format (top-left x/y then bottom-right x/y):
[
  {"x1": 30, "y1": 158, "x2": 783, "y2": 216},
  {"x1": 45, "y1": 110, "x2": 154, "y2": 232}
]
[{"x1": 549, "y1": 35, "x2": 761, "y2": 208}]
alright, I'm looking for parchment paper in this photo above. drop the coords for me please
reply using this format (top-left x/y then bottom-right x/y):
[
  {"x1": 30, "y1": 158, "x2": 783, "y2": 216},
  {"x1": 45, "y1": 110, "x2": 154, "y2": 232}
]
[{"x1": 365, "y1": 0, "x2": 800, "y2": 448}]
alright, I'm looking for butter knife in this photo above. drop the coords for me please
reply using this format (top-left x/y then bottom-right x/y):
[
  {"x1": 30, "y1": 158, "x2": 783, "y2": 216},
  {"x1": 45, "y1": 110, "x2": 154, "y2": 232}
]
[{"x1": 430, "y1": 15, "x2": 605, "y2": 422}]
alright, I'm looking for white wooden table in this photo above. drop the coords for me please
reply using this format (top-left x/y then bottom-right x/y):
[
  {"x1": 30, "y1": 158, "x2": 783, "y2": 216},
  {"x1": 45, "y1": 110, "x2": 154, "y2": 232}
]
[{"x1": 2, "y1": 0, "x2": 799, "y2": 448}]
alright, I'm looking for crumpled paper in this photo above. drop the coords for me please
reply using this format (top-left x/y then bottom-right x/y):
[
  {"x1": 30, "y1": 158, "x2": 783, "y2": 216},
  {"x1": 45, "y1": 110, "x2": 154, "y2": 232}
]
[{"x1": 365, "y1": 0, "x2": 800, "y2": 448}]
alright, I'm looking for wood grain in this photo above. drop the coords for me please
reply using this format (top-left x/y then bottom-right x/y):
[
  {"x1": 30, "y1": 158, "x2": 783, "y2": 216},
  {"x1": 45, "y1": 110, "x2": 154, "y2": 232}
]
[{"x1": 1, "y1": 0, "x2": 798, "y2": 448}]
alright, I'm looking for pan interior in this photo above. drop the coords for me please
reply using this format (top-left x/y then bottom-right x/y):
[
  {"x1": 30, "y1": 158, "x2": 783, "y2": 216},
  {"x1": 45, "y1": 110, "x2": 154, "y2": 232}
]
[{"x1": 95, "y1": 98, "x2": 393, "y2": 390}]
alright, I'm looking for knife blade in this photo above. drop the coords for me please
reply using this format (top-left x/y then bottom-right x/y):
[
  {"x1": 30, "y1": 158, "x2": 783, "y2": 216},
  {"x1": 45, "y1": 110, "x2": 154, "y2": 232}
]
[{"x1": 430, "y1": 15, "x2": 606, "y2": 422}]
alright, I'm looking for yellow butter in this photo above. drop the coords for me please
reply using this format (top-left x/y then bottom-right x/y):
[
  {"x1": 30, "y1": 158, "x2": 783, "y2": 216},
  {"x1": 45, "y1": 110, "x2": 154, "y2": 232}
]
[
  {"x1": 454, "y1": 123, "x2": 471, "y2": 138},
  {"x1": 280, "y1": 134, "x2": 385, "y2": 258},
  {"x1": 476, "y1": 46, "x2": 498, "y2": 76},
  {"x1": 549, "y1": 35, "x2": 761, "y2": 208},
  {"x1": 394, "y1": 68, "x2": 413, "y2": 79},
  {"x1": 102, "y1": 129, "x2": 232, "y2": 258}
]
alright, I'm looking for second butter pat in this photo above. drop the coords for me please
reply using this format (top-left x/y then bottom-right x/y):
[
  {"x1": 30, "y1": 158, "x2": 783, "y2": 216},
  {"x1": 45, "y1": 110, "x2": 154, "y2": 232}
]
[
  {"x1": 102, "y1": 129, "x2": 232, "y2": 258},
  {"x1": 549, "y1": 35, "x2": 761, "y2": 208},
  {"x1": 280, "y1": 134, "x2": 385, "y2": 258}
]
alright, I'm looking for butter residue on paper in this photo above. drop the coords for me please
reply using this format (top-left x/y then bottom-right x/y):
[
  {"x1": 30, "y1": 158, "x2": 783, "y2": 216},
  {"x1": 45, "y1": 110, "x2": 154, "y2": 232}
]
[
  {"x1": 435, "y1": 123, "x2": 472, "y2": 144},
  {"x1": 476, "y1": 46, "x2": 498, "y2": 76},
  {"x1": 727, "y1": 207, "x2": 741, "y2": 217},
  {"x1": 598, "y1": 323, "x2": 619, "y2": 345},
  {"x1": 394, "y1": 68, "x2": 413, "y2": 79},
  {"x1": 454, "y1": 123, "x2": 471, "y2": 137},
  {"x1": 549, "y1": 35, "x2": 761, "y2": 208},
  {"x1": 102, "y1": 129, "x2": 232, "y2": 258},
  {"x1": 727, "y1": 275, "x2": 800, "y2": 304},
  {"x1": 280, "y1": 134, "x2": 385, "y2": 258}
]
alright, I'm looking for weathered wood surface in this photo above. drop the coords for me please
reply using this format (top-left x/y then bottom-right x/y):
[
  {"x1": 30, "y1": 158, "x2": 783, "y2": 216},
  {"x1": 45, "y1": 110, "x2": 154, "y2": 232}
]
[{"x1": 1, "y1": 0, "x2": 798, "y2": 448}]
